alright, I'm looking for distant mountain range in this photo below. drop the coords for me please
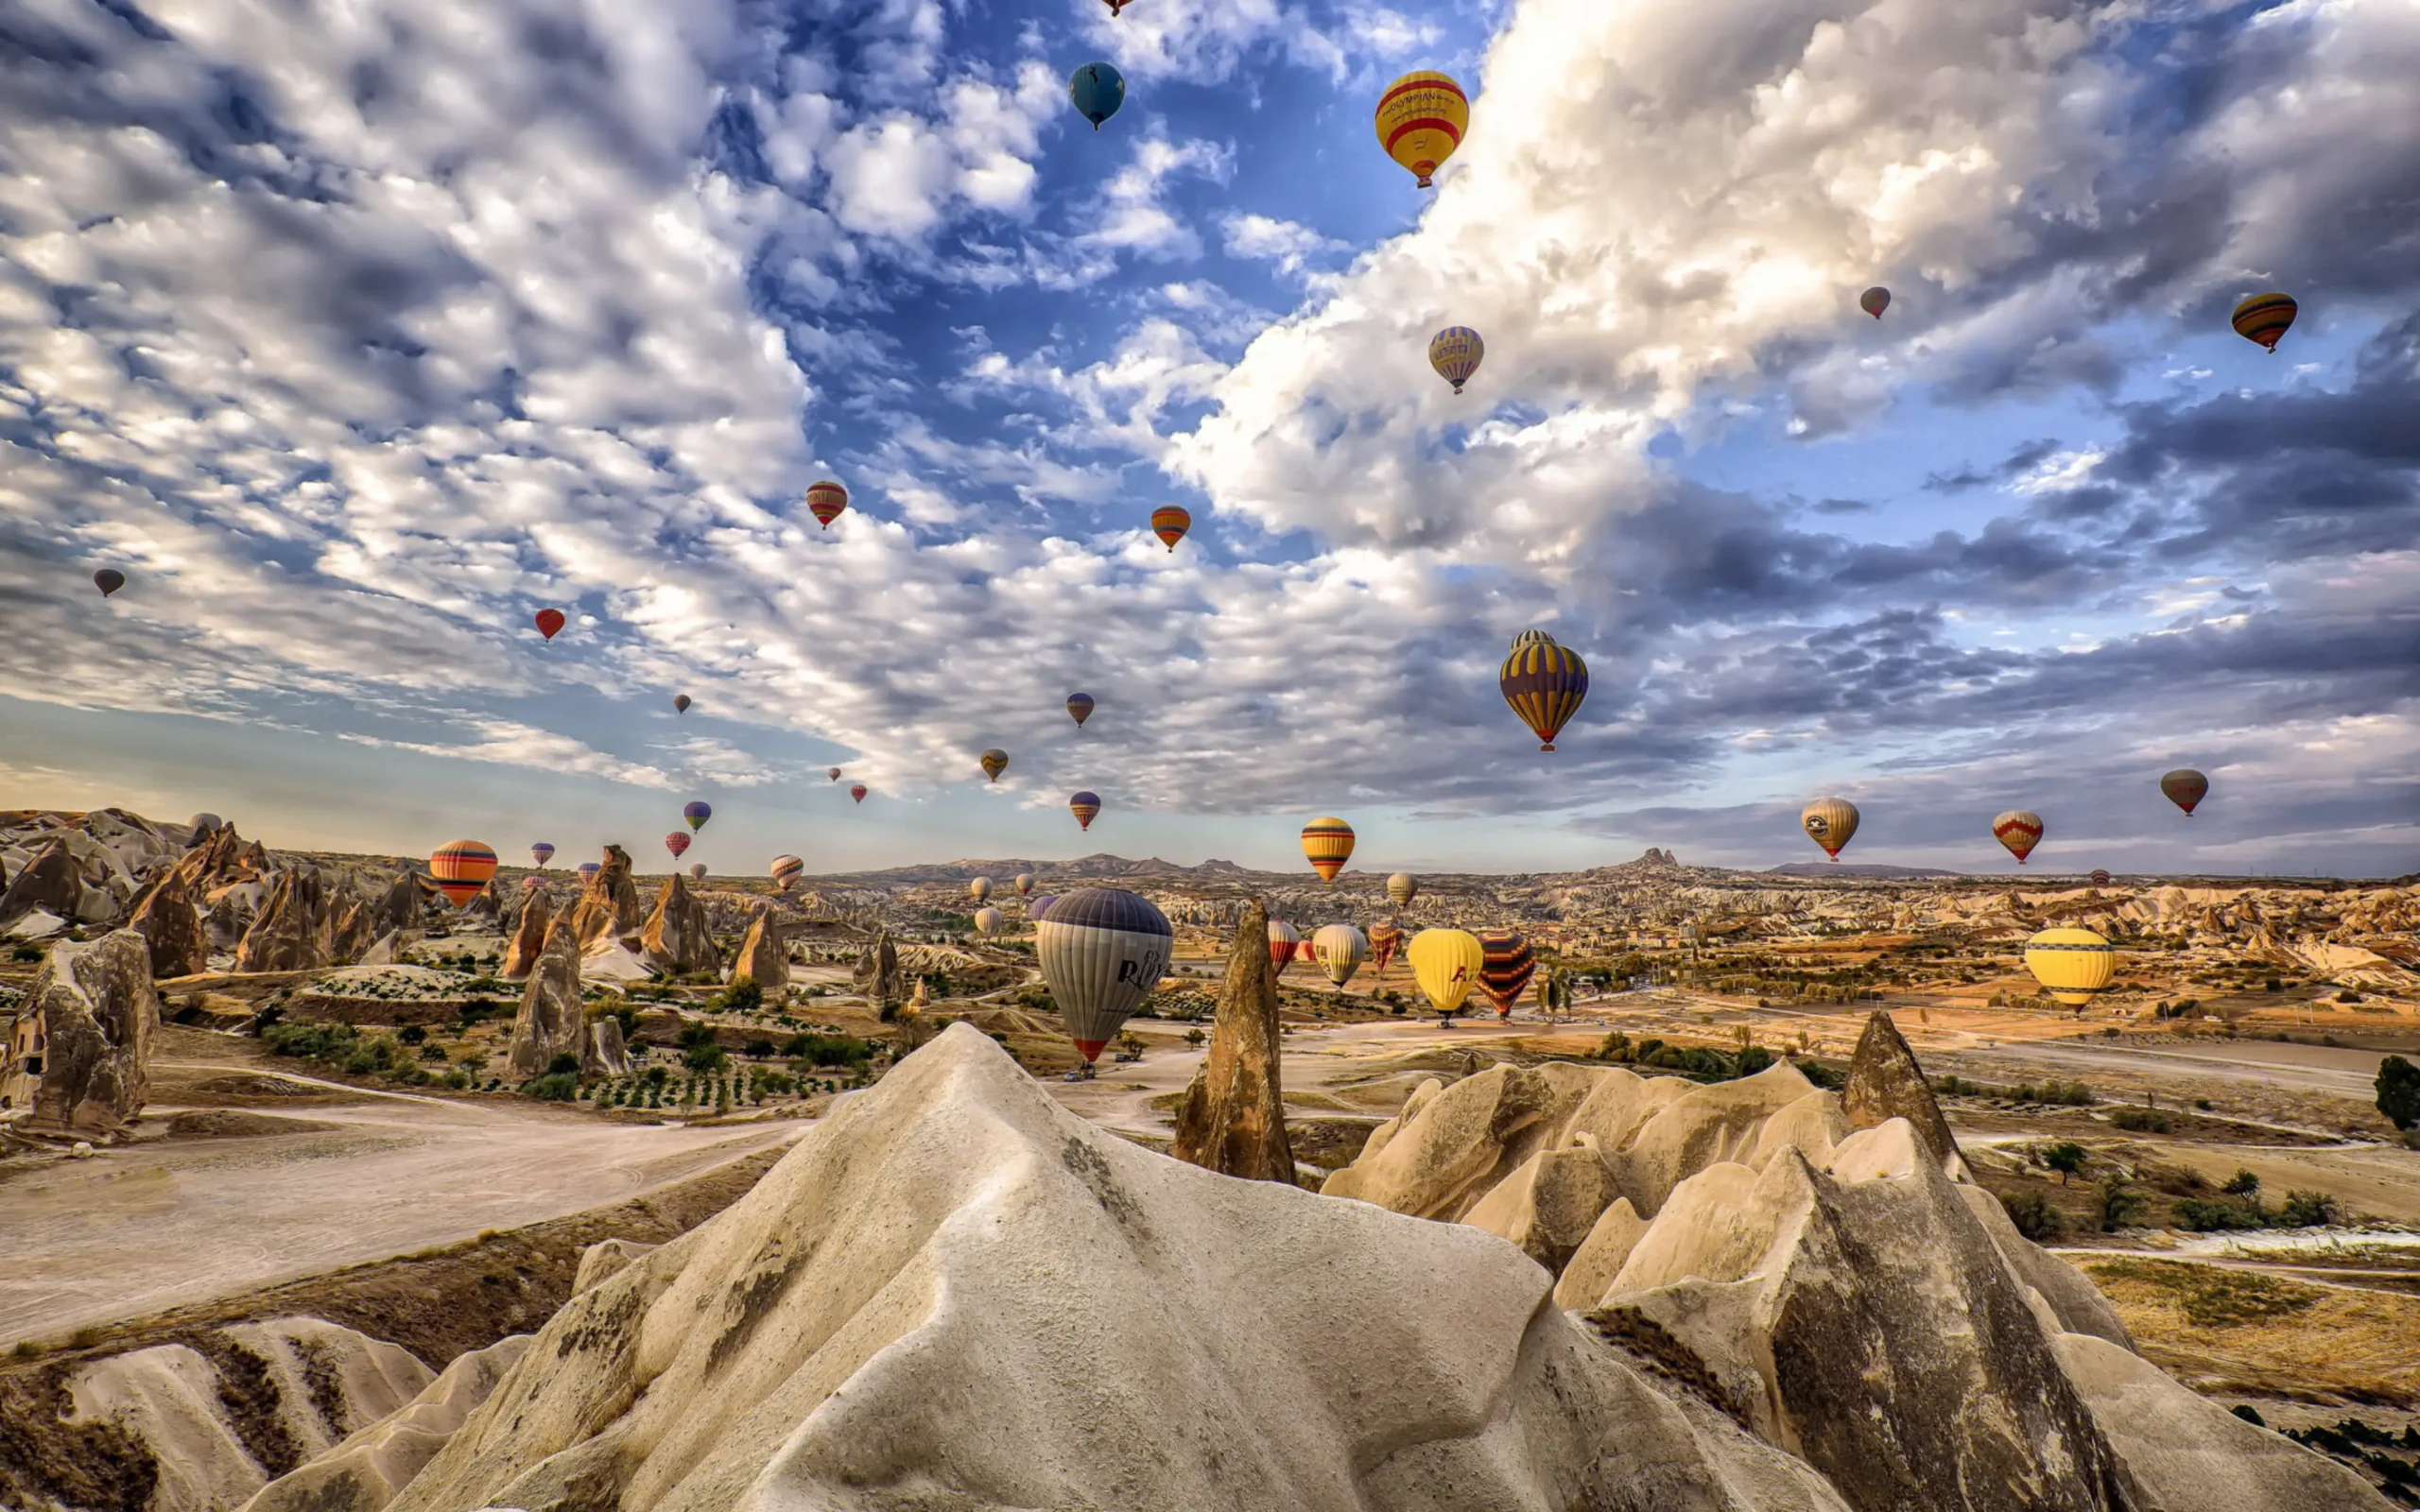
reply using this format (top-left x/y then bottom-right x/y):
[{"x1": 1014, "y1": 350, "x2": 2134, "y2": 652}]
[{"x1": 1763, "y1": 862, "x2": 1966, "y2": 880}]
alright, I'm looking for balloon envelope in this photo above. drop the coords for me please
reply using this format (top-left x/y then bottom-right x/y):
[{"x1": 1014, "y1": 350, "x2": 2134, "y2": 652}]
[
  {"x1": 1150, "y1": 506, "x2": 1190, "y2": 551},
  {"x1": 2024, "y1": 927, "x2": 2115, "y2": 1006},
  {"x1": 2160, "y1": 768, "x2": 2208, "y2": 816},
  {"x1": 2089, "y1": 868, "x2": 2111, "y2": 887},
  {"x1": 673, "y1": 695, "x2": 693, "y2": 713},
  {"x1": 1500, "y1": 631, "x2": 1588, "y2": 751},
  {"x1": 93, "y1": 569, "x2": 126, "y2": 598},
  {"x1": 1859, "y1": 286, "x2": 1891, "y2": 318},
  {"x1": 973, "y1": 905, "x2": 1002, "y2": 937},
  {"x1": 534, "y1": 609, "x2": 565, "y2": 640},
  {"x1": 1301, "y1": 816, "x2": 1355, "y2": 881},
  {"x1": 1014, "y1": 873, "x2": 1034, "y2": 896},
  {"x1": 1368, "y1": 921, "x2": 1403, "y2": 971},
  {"x1": 828, "y1": 767, "x2": 842, "y2": 782},
  {"x1": 806, "y1": 479, "x2": 850, "y2": 527},
  {"x1": 187, "y1": 813, "x2": 222, "y2": 838},
  {"x1": 1035, "y1": 887, "x2": 1171, "y2": 1060},
  {"x1": 850, "y1": 784, "x2": 868, "y2": 803},
  {"x1": 1801, "y1": 798, "x2": 1860, "y2": 860},
  {"x1": 968, "y1": 876, "x2": 994, "y2": 903},
  {"x1": 530, "y1": 842, "x2": 556, "y2": 868},
  {"x1": 1427, "y1": 326, "x2": 1483, "y2": 392},
  {"x1": 1993, "y1": 810, "x2": 2044, "y2": 865},
  {"x1": 1313, "y1": 923, "x2": 1368, "y2": 988},
  {"x1": 979, "y1": 748, "x2": 1009, "y2": 782},
  {"x1": 1408, "y1": 928, "x2": 1484, "y2": 1016},
  {"x1": 579, "y1": 862, "x2": 601, "y2": 879},
  {"x1": 2230, "y1": 292, "x2": 2296, "y2": 352},
  {"x1": 1375, "y1": 70, "x2": 1467, "y2": 187},
  {"x1": 1029, "y1": 894, "x2": 1059, "y2": 923},
  {"x1": 1267, "y1": 919, "x2": 1301, "y2": 971},
  {"x1": 1070, "y1": 791, "x2": 1101, "y2": 830},
  {"x1": 1066, "y1": 693, "x2": 1095, "y2": 728},
  {"x1": 688, "y1": 863, "x2": 707, "y2": 883},
  {"x1": 1387, "y1": 872, "x2": 1418, "y2": 907},
  {"x1": 1478, "y1": 930, "x2": 1535, "y2": 1017},
  {"x1": 770, "y1": 854, "x2": 804, "y2": 890},
  {"x1": 1069, "y1": 61, "x2": 1124, "y2": 129},
  {"x1": 683, "y1": 800, "x2": 712, "y2": 832},
  {"x1": 665, "y1": 831, "x2": 691, "y2": 859},
  {"x1": 428, "y1": 840, "x2": 498, "y2": 908}
]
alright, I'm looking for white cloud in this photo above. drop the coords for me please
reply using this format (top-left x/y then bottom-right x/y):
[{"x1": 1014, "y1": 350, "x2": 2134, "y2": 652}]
[
  {"x1": 344, "y1": 721, "x2": 679, "y2": 790},
  {"x1": 1221, "y1": 214, "x2": 1346, "y2": 276}
]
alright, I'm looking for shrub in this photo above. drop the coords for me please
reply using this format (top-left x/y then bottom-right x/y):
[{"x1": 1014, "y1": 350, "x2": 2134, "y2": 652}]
[
  {"x1": 2377, "y1": 1057, "x2": 2420, "y2": 1132},
  {"x1": 2110, "y1": 1106, "x2": 2173, "y2": 1134},
  {"x1": 2173, "y1": 1197, "x2": 2265, "y2": 1231},
  {"x1": 523, "y1": 1072, "x2": 579, "y2": 1102},
  {"x1": 779, "y1": 1032, "x2": 873, "y2": 1069},
  {"x1": 2096, "y1": 1173, "x2": 2147, "y2": 1232},
  {"x1": 2042, "y1": 1143, "x2": 2087, "y2": 1184},
  {"x1": 545, "y1": 1053, "x2": 579, "y2": 1077},
  {"x1": 2339, "y1": 989, "x2": 2364, "y2": 1005},
  {"x1": 2276, "y1": 1189, "x2": 2339, "y2": 1228},
  {"x1": 9, "y1": 945, "x2": 41, "y2": 963},
  {"x1": 744, "y1": 1039, "x2": 776, "y2": 1059},
  {"x1": 2264, "y1": 977, "x2": 2284, "y2": 992},
  {"x1": 1998, "y1": 1191, "x2": 2063, "y2": 1241},
  {"x1": 2222, "y1": 1169, "x2": 2260, "y2": 1196},
  {"x1": 2231, "y1": 1404, "x2": 2265, "y2": 1426},
  {"x1": 399, "y1": 1024, "x2": 427, "y2": 1045},
  {"x1": 717, "y1": 979, "x2": 765, "y2": 1016}
]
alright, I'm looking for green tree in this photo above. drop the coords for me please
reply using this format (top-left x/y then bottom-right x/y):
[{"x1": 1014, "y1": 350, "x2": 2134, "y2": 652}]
[
  {"x1": 2095, "y1": 1172, "x2": 2147, "y2": 1232},
  {"x1": 2377, "y1": 1056, "x2": 2420, "y2": 1131},
  {"x1": 2221, "y1": 1169, "x2": 2261, "y2": 1197},
  {"x1": 2043, "y1": 1143, "x2": 2087, "y2": 1185}
]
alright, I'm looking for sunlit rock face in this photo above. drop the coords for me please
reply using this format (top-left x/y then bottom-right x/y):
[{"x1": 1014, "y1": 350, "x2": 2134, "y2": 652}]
[{"x1": 24, "y1": 930, "x2": 160, "y2": 1137}]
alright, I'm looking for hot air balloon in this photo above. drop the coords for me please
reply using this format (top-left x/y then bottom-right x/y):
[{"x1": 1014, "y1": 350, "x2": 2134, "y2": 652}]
[
  {"x1": 1029, "y1": 894, "x2": 1059, "y2": 924},
  {"x1": 1294, "y1": 938, "x2": 1320, "y2": 966},
  {"x1": 2231, "y1": 292, "x2": 2296, "y2": 352},
  {"x1": 1267, "y1": 919, "x2": 1302, "y2": 971},
  {"x1": 1301, "y1": 816, "x2": 1355, "y2": 881},
  {"x1": 2024, "y1": 927, "x2": 2115, "y2": 1007},
  {"x1": 1478, "y1": 930, "x2": 1535, "y2": 1020},
  {"x1": 1499, "y1": 631, "x2": 1589, "y2": 751},
  {"x1": 1408, "y1": 927, "x2": 1484, "y2": 1018},
  {"x1": 2160, "y1": 768, "x2": 2208, "y2": 816},
  {"x1": 1070, "y1": 791, "x2": 1101, "y2": 831},
  {"x1": 187, "y1": 813, "x2": 222, "y2": 839},
  {"x1": 1067, "y1": 693, "x2": 1095, "y2": 729},
  {"x1": 428, "y1": 840, "x2": 499, "y2": 908},
  {"x1": 578, "y1": 861, "x2": 601, "y2": 881},
  {"x1": 1801, "y1": 798, "x2": 1860, "y2": 861},
  {"x1": 969, "y1": 876, "x2": 994, "y2": 904},
  {"x1": 979, "y1": 748, "x2": 1009, "y2": 782},
  {"x1": 521, "y1": 874, "x2": 545, "y2": 893},
  {"x1": 973, "y1": 905, "x2": 1002, "y2": 937},
  {"x1": 688, "y1": 862, "x2": 707, "y2": 883},
  {"x1": 1014, "y1": 873, "x2": 1034, "y2": 896},
  {"x1": 665, "y1": 832, "x2": 691, "y2": 860},
  {"x1": 1428, "y1": 326, "x2": 1483, "y2": 393},
  {"x1": 771, "y1": 854, "x2": 804, "y2": 891},
  {"x1": 530, "y1": 842, "x2": 556, "y2": 868},
  {"x1": 1375, "y1": 70, "x2": 1467, "y2": 188},
  {"x1": 1993, "y1": 810, "x2": 2044, "y2": 865},
  {"x1": 1313, "y1": 923, "x2": 1368, "y2": 988},
  {"x1": 806, "y1": 480, "x2": 850, "y2": 527},
  {"x1": 1387, "y1": 872, "x2": 1418, "y2": 908},
  {"x1": 1069, "y1": 61, "x2": 1124, "y2": 130},
  {"x1": 827, "y1": 767, "x2": 842, "y2": 782},
  {"x1": 683, "y1": 800, "x2": 712, "y2": 832},
  {"x1": 673, "y1": 695, "x2": 693, "y2": 714},
  {"x1": 1369, "y1": 921, "x2": 1403, "y2": 974},
  {"x1": 94, "y1": 569, "x2": 126, "y2": 598},
  {"x1": 1035, "y1": 887, "x2": 1171, "y2": 1065},
  {"x1": 1102, "y1": 0, "x2": 1133, "y2": 13},
  {"x1": 1859, "y1": 286, "x2": 1891, "y2": 319},
  {"x1": 534, "y1": 609, "x2": 565, "y2": 640},
  {"x1": 850, "y1": 784, "x2": 868, "y2": 804},
  {"x1": 2089, "y1": 868, "x2": 2111, "y2": 888},
  {"x1": 1150, "y1": 506, "x2": 1190, "y2": 551}
]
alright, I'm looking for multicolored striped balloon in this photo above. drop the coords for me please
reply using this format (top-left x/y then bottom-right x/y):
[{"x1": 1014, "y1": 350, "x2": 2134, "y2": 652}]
[
  {"x1": 1267, "y1": 918, "x2": 1301, "y2": 971},
  {"x1": 1387, "y1": 871, "x2": 1417, "y2": 907},
  {"x1": 770, "y1": 853, "x2": 804, "y2": 890},
  {"x1": 1067, "y1": 692, "x2": 1095, "y2": 728},
  {"x1": 1427, "y1": 326, "x2": 1484, "y2": 393},
  {"x1": 1368, "y1": 921, "x2": 1404, "y2": 973},
  {"x1": 1478, "y1": 929, "x2": 1535, "y2": 1019},
  {"x1": 2230, "y1": 292, "x2": 2295, "y2": 352},
  {"x1": 979, "y1": 748, "x2": 1009, "y2": 782},
  {"x1": 1993, "y1": 809, "x2": 2044, "y2": 865},
  {"x1": 1070, "y1": 791, "x2": 1101, "y2": 830},
  {"x1": 1499, "y1": 631, "x2": 1588, "y2": 751},
  {"x1": 1150, "y1": 506, "x2": 1190, "y2": 552},
  {"x1": 529, "y1": 842, "x2": 555, "y2": 868},
  {"x1": 427, "y1": 840, "x2": 498, "y2": 908},
  {"x1": 1375, "y1": 71, "x2": 1467, "y2": 188},
  {"x1": 1035, "y1": 887, "x2": 1170, "y2": 1062},
  {"x1": 1300, "y1": 816, "x2": 1355, "y2": 881},
  {"x1": 578, "y1": 861, "x2": 601, "y2": 880},
  {"x1": 683, "y1": 800, "x2": 711, "y2": 832},
  {"x1": 806, "y1": 479, "x2": 850, "y2": 527}
]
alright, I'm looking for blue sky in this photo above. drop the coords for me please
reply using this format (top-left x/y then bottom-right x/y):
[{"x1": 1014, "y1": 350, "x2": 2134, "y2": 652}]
[{"x1": 2, "y1": 0, "x2": 2414, "y2": 880}]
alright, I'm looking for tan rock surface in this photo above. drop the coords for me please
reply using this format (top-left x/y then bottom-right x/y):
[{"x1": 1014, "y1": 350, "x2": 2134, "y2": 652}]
[
  {"x1": 505, "y1": 919, "x2": 584, "y2": 1080},
  {"x1": 1170, "y1": 897, "x2": 1293, "y2": 1183},
  {"x1": 26, "y1": 930, "x2": 161, "y2": 1137},
  {"x1": 725, "y1": 907, "x2": 790, "y2": 989},
  {"x1": 127, "y1": 862, "x2": 212, "y2": 978},
  {"x1": 1841, "y1": 1009, "x2": 1961, "y2": 1173},
  {"x1": 638, "y1": 873, "x2": 719, "y2": 976},
  {"x1": 502, "y1": 886, "x2": 554, "y2": 981},
  {"x1": 235, "y1": 1335, "x2": 531, "y2": 1512}
]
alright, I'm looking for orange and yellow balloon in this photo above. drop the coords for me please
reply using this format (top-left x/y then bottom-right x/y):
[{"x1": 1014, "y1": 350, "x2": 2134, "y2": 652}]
[
  {"x1": 1301, "y1": 816, "x2": 1355, "y2": 882},
  {"x1": 428, "y1": 840, "x2": 498, "y2": 908},
  {"x1": 2024, "y1": 927, "x2": 2115, "y2": 1007},
  {"x1": 1375, "y1": 71, "x2": 1467, "y2": 189},
  {"x1": 2230, "y1": 292, "x2": 2295, "y2": 352},
  {"x1": 1150, "y1": 506, "x2": 1190, "y2": 552}
]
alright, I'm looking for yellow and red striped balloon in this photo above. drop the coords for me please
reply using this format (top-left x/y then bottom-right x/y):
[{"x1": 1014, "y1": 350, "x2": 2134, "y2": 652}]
[
  {"x1": 428, "y1": 840, "x2": 498, "y2": 908},
  {"x1": 1499, "y1": 631, "x2": 1588, "y2": 751},
  {"x1": 1993, "y1": 809, "x2": 2044, "y2": 865},
  {"x1": 1428, "y1": 326, "x2": 1484, "y2": 393},
  {"x1": 2230, "y1": 292, "x2": 2295, "y2": 352},
  {"x1": 1150, "y1": 506, "x2": 1190, "y2": 552},
  {"x1": 806, "y1": 479, "x2": 850, "y2": 527},
  {"x1": 1301, "y1": 816, "x2": 1356, "y2": 881},
  {"x1": 1375, "y1": 71, "x2": 1467, "y2": 188}
]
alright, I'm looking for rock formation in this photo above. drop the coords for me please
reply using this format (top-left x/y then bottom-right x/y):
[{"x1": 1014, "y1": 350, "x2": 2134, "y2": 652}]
[
  {"x1": 564, "y1": 846, "x2": 642, "y2": 951},
  {"x1": 1841, "y1": 1009, "x2": 1962, "y2": 1172},
  {"x1": 126, "y1": 861, "x2": 211, "y2": 978},
  {"x1": 505, "y1": 919, "x2": 584, "y2": 1080},
  {"x1": 459, "y1": 877, "x2": 502, "y2": 929},
  {"x1": 1171, "y1": 896, "x2": 1294, "y2": 1183},
  {"x1": 367, "y1": 868, "x2": 424, "y2": 937},
  {"x1": 378, "y1": 1024, "x2": 1854, "y2": 1512},
  {"x1": 233, "y1": 870, "x2": 328, "y2": 974},
  {"x1": 571, "y1": 1239, "x2": 657, "y2": 1295},
  {"x1": 25, "y1": 930, "x2": 161, "y2": 1137},
  {"x1": 0, "y1": 838, "x2": 82, "y2": 927},
  {"x1": 853, "y1": 926, "x2": 902, "y2": 1009},
  {"x1": 638, "y1": 874, "x2": 719, "y2": 976},
  {"x1": 235, "y1": 1335, "x2": 528, "y2": 1512},
  {"x1": 582, "y1": 1014, "x2": 630, "y2": 1079},
  {"x1": 502, "y1": 886, "x2": 554, "y2": 981},
  {"x1": 726, "y1": 907, "x2": 790, "y2": 990}
]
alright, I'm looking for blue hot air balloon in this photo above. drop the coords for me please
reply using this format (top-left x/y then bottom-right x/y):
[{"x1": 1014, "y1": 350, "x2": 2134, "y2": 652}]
[
  {"x1": 683, "y1": 800, "x2": 712, "y2": 832},
  {"x1": 529, "y1": 842, "x2": 556, "y2": 868},
  {"x1": 1067, "y1": 692, "x2": 1096, "y2": 729},
  {"x1": 1069, "y1": 62, "x2": 1124, "y2": 131}
]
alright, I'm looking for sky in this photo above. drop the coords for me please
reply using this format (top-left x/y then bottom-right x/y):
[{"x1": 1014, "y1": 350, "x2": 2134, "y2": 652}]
[{"x1": 2, "y1": 0, "x2": 2415, "y2": 880}]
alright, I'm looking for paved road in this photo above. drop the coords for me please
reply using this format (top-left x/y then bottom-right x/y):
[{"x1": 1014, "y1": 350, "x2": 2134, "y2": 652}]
[{"x1": 0, "y1": 1068, "x2": 805, "y2": 1349}]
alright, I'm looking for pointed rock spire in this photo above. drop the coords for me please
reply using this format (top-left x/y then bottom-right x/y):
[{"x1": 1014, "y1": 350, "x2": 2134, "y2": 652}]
[{"x1": 1171, "y1": 896, "x2": 1294, "y2": 1184}]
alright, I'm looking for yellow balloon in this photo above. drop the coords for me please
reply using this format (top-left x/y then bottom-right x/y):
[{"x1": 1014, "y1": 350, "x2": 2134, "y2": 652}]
[
  {"x1": 1407, "y1": 927, "x2": 1484, "y2": 1015},
  {"x1": 1374, "y1": 71, "x2": 1468, "y2": 188},
  {"x1": 2023, "y1": 927, "x2": 2115, "y2": 1007}
]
